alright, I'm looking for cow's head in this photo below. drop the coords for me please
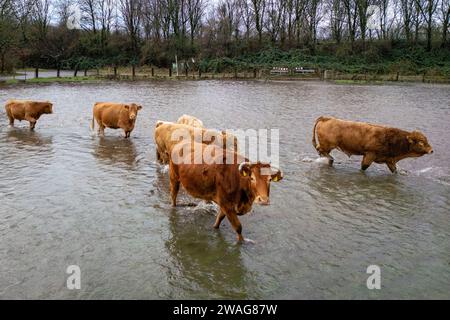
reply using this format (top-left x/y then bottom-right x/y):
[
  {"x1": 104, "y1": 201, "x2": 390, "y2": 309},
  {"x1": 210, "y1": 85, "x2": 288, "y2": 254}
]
[
  {"x1": 407, "y1": 131, "x2": 433, "y2": 155},
  {"x1": 43, "y1": 102, "x2": 53, "y2": 114},
  {"x1": 125, "y1": 103, "x2": 142, "y2": 121},
  {"x1": 239, "y1": 162, "x2": 283, "y2": 206}
]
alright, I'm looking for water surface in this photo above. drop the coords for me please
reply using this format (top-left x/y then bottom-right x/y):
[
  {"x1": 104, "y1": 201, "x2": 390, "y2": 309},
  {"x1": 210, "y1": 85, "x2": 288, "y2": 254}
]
[{"x1": 0, "y1": 80, "x2": 449, "y2": 299}]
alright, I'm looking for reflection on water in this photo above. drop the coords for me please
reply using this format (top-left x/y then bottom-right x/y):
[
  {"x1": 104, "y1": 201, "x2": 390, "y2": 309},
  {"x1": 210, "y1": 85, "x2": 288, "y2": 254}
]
[
  {"x1": 5, "y1": 128, "x2": 53, "y2": 148},
  {"x1": 166, "y1": 209, "x2": 248, "y2": 299},
  {"x1": 92, "y1": 137, "x2": 138, "y2": 168},
  {"x1": 0, "y1": 81, "x2": 449, "y2": 299}
]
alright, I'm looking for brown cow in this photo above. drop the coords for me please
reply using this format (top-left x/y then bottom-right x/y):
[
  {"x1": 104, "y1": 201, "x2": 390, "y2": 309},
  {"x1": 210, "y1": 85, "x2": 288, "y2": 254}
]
[
  {"x1": 169, "y1": 141, "x2": 283, "y2": 242},
  {"x1": 312, "y1": 116, "x2": 433, "y2": 173},
  {"x1": 154, "y1": 121, "x2": 238, "y2": 164},
  {"x1": 91, "y1": 102, "x2": 142, "y2": 138},
  {"x1": 5, "y1": 100, "x2": 53, "y2": 130},
  {"x1": 177, "y1": 114, "x2": 204, "y2": 128}
]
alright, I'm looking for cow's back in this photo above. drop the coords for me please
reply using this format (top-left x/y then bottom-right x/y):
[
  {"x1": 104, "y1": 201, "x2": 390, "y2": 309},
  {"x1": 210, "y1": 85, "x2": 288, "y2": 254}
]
[
  {"x1": 317, "y1": 118, "x2": 394, "y2": 154},
  {"x1": 94, "y1": 103, "x2": 122, "y2": 127},
  {"x1": 172, "y1": 143, "x2": 243, "y2": 203},
  {"x1": 5, "y1": 100, "x2": 27, "y2": 120},
  {"x1": 177, "y1": 115, "x2": 204, "y2": 128}
]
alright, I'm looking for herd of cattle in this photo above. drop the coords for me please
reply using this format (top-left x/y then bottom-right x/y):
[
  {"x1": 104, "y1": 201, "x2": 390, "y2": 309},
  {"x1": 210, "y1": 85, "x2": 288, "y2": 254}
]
[{"x1": 4, "y1": 99, "x2": 434, "y2": 241}]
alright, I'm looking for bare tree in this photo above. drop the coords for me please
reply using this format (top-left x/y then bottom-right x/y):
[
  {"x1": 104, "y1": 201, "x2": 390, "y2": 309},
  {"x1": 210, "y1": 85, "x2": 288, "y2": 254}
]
[
  {"x1": 264, "y1": 0, "x2": 285, "y2": 44},
  {"x1": 438, "y1": 0, "x2": 450, "y2": 45},
  {"x1": 328, "y1": 0, "x2": 345, "y2": 43},
  {"x1": 238, "y1": 0, "x2": 252, "y2": 43},
  {"x1": 251, "y1": 0, "x2": 265, "y2": 44},
  {"x1": 343, "y1": 0, "x2": 358, "y2": 50},
  {"x1": 415, "y1": 0, "x2": 439, "y2": 50},
  {"x1": 120, "y1": 0, "x2": 142, "y2": 54},
  {"x1": 186, "y1": 0, "x2": 205, "y2": 46}
]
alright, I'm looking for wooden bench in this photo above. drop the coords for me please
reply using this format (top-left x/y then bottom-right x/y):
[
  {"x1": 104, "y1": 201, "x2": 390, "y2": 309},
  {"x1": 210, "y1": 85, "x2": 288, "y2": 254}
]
[
  {"x1": 270, "y1": 67, "x2": 290, "y2": 75},
  {"x1": 293, "y1": 67, "x2": 316, "y2": 74}
]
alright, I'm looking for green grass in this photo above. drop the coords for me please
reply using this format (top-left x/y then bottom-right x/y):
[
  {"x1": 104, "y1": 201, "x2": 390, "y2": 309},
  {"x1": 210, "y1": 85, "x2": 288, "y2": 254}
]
[
  {"x1": 334, "y1": 79, "x2": 385, "y2": 85},
  {"x1": 27, "y1": 76, "x2": 100, "y2": 83},
  {"x1": 1, "y1": 76, "x2": 101, "y2": 85}
]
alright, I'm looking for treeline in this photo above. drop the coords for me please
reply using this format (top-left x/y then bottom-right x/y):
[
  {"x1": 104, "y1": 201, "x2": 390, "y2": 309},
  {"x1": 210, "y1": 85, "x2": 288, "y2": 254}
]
[{"x1": 0, "y1": 0, "x2": 449, "y2": 74}]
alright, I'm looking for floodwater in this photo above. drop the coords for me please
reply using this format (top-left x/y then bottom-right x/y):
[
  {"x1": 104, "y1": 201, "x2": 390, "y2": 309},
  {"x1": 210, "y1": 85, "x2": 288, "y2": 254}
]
[{"x1": 0, "y1": 80, "x2": 449, "y2": 299}]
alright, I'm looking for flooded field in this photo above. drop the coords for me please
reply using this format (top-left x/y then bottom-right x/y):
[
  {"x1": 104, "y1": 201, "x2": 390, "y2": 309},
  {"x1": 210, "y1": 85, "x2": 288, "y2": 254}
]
[{"x1": 0, "y1": 80, "x2": 449, "y2": 299}]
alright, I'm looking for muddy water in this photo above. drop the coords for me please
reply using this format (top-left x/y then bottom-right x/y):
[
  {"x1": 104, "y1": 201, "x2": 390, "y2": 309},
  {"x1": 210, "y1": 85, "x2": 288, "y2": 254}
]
[{"x1": 0, "y1": 80, "x2": 449, "y2": 299}]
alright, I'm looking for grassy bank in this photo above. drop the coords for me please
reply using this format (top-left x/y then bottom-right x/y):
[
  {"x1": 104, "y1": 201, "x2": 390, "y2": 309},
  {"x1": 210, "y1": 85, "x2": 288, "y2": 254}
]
[
  {"x1": 1, "y1": 76, "x2": 101, "y2": 85},
  {"x1": 201, "y1": 43, "x2": 450, "y2": 77}
]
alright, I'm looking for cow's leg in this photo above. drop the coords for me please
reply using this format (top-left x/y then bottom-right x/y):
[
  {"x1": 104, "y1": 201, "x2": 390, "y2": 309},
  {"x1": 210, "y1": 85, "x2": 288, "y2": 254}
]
[
  {"x1": 98, "y1": 124, "x2": 105, "y2": 136},
  {"x1": 386, "y1": 160, "x2": 397, "y2": 173},
  {"x1": 7, "y1": 115, "x2": 14, "y2": 127},
  {"x1": 169, "y1": 168, "x2": 180, "y2": 207},
  {"x1": 361, "y1": 153, "x2": 376, "y2": 171},
  {"x1": 325, "y1": 153, "x2": 334, "y2": 166},
  {"x1": 156, "y1": 148, "x2": 162, "y2": 163},
  {"x1": 226, "y1": 212, "x2": 244, "y2": 242},
  {"x1": 319, "y1": 151, "x2": 334, "y2": 166},
  {"x1": 213, "y1": 210, "x2": 226, "y2": 229},
  {"x1": 25, "y1": 116, "x2": 36, "y2": 130},
  {"x1": 317, "y1": 145, "x2": 334, "y2": 166}
]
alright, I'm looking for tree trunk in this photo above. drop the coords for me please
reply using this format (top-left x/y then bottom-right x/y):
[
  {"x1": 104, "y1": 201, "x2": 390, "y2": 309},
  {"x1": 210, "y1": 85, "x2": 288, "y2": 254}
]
[
  {"x1": 0, "y1": 52, "x2": 5, "y2": 74},
  {"x1": 427, "y1": 26, "x2": 432, "y2": 51},
  {"x1": 35, "y1": 68, "x2": 39, "y2": 79}
]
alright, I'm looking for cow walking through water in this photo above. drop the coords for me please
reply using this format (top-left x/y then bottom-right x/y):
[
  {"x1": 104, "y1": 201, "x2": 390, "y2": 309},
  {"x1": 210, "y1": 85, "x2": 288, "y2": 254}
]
[
  {"x1": 91, "y1": 102, "x2": 142, "y2": 138},
  {"x1": 5, "y1": 100, "x2": 53, "y2": 130},
  {"x1": 154, "y1": 121, "x2": 238, "y2": 164},
  {"x1": 312, "y1": 116, "x2": 433, "y2": 173},
  {"x1": 169, "y1": 141, "x2": 283, "y2": 242}
]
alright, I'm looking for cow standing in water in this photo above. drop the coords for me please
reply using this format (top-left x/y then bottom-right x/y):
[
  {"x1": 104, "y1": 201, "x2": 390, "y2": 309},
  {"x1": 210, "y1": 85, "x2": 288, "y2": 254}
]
[
  {"x1": 91, "y1": 102, "x2": 142, "y2": 138},
  {"x1": 169, "y1": 141, "x2": 283, "y2": 242},
  {"x1": 154, "y1": 121, "x2": 238, "y2": 164},
  {"x1": 312, "y1": 116, "x2": 433, "y2": 173},
  {"x1": 5, "y1": 100, "x2": 53, "y2": 130}
]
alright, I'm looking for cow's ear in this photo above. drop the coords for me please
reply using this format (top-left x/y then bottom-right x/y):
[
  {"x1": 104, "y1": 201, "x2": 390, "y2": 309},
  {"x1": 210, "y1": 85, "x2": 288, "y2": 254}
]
[
  {"x1": 239, "y1": 162, "x2": 251, "y2": 177},
  {"x1": 137, "y1": 105, "x2": 142, "y2": 110},
  {"x1": 271, "y1": 170, "x2": 283, "y2": 182},
  {"x1": 407, "y1": 134, "x2": 414, "y2": 144}
]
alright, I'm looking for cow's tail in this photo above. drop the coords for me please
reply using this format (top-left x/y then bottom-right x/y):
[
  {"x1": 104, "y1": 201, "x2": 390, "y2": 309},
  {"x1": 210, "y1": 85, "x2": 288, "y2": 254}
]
[
  {"x1": 90, "y1": 117, "x2": 95, "y2": 131},
  {"x1": 312, "y1": 116, "x2": 330, "y2": 150}
]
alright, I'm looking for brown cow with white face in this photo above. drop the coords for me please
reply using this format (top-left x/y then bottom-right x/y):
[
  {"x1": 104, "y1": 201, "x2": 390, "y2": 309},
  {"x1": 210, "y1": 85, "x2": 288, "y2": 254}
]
[
  {"x1": 91, "y1": 102, "x2": 142, "y2": 138},
  {"x1": 169, "y1": 141, "x2": 283, "y2": 242},
  {"x1": 312, "y1": 116, "x2": 433, "y2": 173},
  {"x1": 5, "y1": 100, "x2": 53, "y2": 130}
]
